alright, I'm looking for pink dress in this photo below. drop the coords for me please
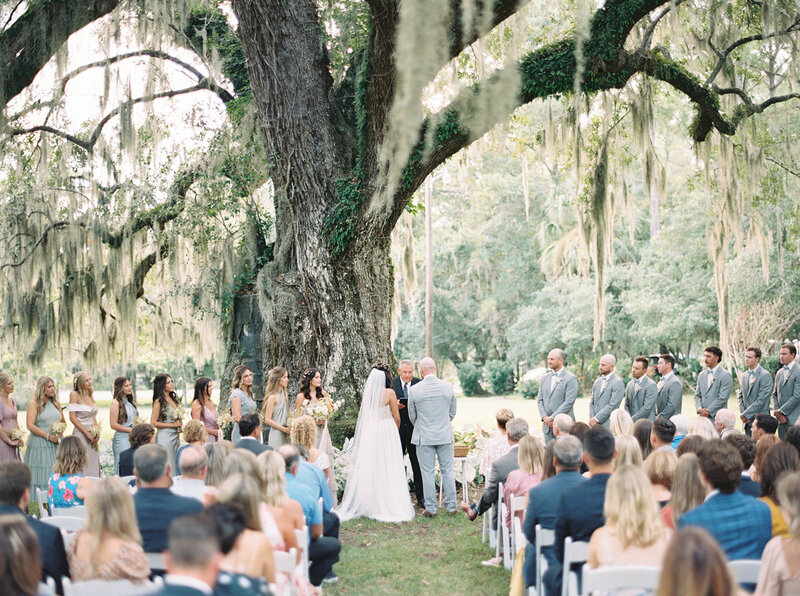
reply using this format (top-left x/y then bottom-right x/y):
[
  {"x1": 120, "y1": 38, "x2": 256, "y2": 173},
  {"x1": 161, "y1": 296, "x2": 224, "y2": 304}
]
[
  {"x1": 0, "y1": 397, "x2": 21, "y2": 462},
  {"x1": 202, "y1": 405, "x2": 219, "y2": 443},
  {"x1": 502, "y1": 470, "x2": 541, "y2": 530}
]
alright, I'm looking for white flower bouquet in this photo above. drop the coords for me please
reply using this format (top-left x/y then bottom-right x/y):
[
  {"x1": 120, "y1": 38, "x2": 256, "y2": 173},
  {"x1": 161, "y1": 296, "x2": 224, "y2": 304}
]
[
  {"x1": 50, "y1": 421, "x2": 67, "y2": 437},
  {"x1": 89, "y1": 422, "x2": 102, "y2": 451}
]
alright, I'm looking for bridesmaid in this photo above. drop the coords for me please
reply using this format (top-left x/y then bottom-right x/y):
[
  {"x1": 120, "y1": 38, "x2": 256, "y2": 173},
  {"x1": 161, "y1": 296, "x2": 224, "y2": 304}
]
[
  {"x1": 109, "y1": 376, "x2": 138, "y2": 474},
  {"x1": 0, "y1": 373, "x2": 23, "y2": 461},
  {"x1": 150, "y1": 374, "x2": 182, "y2": 473},
  {"x1": 68, "y1": 372, "x2": 100, "y2": 477},
  {"x1": 24, "y1": 376, "x2": 66, "y2": 494},
  {"x1": 262, "y1": 367, "x2": 290, "y2": 449},
  {"x1": 294, "y1": 368, "x2": 337, "y2": 496},
  {"x1": 191, "y1": 377, "x2": 219, "y2": 443},
  {"x1": 228, "y1": 365, "x2": 257, "y2": 443}
]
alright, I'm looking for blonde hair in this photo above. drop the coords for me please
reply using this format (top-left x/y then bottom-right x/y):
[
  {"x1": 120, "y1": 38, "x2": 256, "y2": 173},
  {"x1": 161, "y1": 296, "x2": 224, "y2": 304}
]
[
  {"x1": 614, "y1": 435, "x2": 643, "y2": 468},
  {"x1": 517, "y1": 435, "x2": 543, "y2": 475},
  {"x1": 217, "y1": 473, "x2": 262, "y2": 531},
  {"x1": 0, "y1": 373, "x2": 12, "y2": 394},
  {"x1": 84, "y1": 478, "x2": 141, "y2": 564},
  {"x1": 668, "y1": 454, "x2": 707, "y2": 524},
  {"x1": 605, "y1": 464, "x2": 665, "y2": 548},
  {"x1": 225, "y1": 449, "x2": 265, "y2": 493},
  {"x1": 262, "y1": 366, "x2": 288, "y2": 410},
  {"x1": 33, "y1": 376, "x2": 57, "y2": 416},
  {"x1": 645, "y1": 449, "x2": 678, "y2": 489},
  {"x1": 687, "y1": 417, "x2": 717, "y2": 440},
  {"x1": 290, "y1": 415, "x2": 317, "y2": 450},
  {"x1": 183, "y1": 419, "x2": 208, "y2": 444},
  {"x1": 53, "y1": 436, "x2": 88, "y2": 475},
  {"x1": 231, "y1": 364, "x2": 252, "y2": 395},
  {"x1": 610, "y1": 409, "x2": 634, "y2": 437},
  {"x1": 495, "y1": 408, "x2": 515, "y2": 430},
  {"x1": 72, "y1": 371, "x2": 93, "y2": 398},
  {"x1": 777, "y1": 471, "x2": 800, "y2": 538},
  {"x1": 259, "y1": 451, "x2": 287, "y2": 506},
  {"x1": 204, "y1": 443, "x2": 227, "y2": 487}
]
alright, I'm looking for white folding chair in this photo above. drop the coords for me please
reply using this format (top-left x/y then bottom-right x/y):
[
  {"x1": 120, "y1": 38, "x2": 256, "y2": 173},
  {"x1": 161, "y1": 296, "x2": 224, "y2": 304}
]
[
  {"x1": 36, "y1": 488, "x2": 50, "y2": 518},
  {"x1": 495, "y1": 482, "x2": 504, "y2": 560},
  {"x1": 509, "y1": 495, "x2": 526, "y2": 557},
  {"x1": 52, "y1": 505, "x2": 86, "y2": 518},
  {"x1": 62, "y1": 577, "x2": 160, "y2": 596},
  {"x1": 500, "y1": 500, "x2": 513, "y2": 569},
  {"x1": 561, "y1": 538, "x2": 590, "y2": 596},
  {"x1": 40, "y1": 516, "x2": 84, "y2": 533},
  {"x1": 535, "y1": 524, "x2": 555, "y2": 596},
  {"x1": 483, "y1": 503, "x2": 496, "y2": 546},
  {"x1": 273, "y1": 548, "x2": 298, "y2": 596},
  {"x1": 37, "y1": 577, "x2": 56, "y2": 596},
  {"x1": 294, "y1": 526, "x2": 310, "y2": 582},
  {"x1": 119, "y1": 475, "x2": 136, "y2": 484},
  {"x1": 145, "y1": 551, "x2": 166, "y2": 572},
  {"x1": 728, "y1": 559, "x2": 761, "y2": 584},
  {"x1": 513, "y1": 516, "x2": 527, "y2": 556},
  {"x1": 580, "y1": 564, "x2": 661, "y2": 595}
]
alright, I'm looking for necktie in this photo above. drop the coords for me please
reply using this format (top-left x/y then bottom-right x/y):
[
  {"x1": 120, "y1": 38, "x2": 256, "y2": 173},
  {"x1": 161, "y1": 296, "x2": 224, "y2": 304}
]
[{"x1": 403, "y1": 383, "x2": 408, "y2": 399}]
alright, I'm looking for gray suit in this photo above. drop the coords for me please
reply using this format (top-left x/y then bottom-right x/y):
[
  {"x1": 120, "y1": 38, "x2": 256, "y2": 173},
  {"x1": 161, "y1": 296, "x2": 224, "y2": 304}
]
[
  {"x1": 656, "y1": 372, "x2": 682, "y2": 420},
  {"x1": 589, "y1": 373, "x2": 624, "y2": 427},
  {"x1": 738, "y1": 365, "x2": 772, "y2": 426},
  {"x1": 409, "y1": 374, "x2": 458, "y2": 514},
  {"x1": 694, "y1": 366, "x2": 733, "y2": 420},
  {"x1": 773, "y1": 363, "x2": 800, "y2": 438},
  {"x1": 625, "y1": 376, "x2": 657, "y2": 422},
  {"x1": 537, "y1": 369, "x2": 579, "y2": 443}
]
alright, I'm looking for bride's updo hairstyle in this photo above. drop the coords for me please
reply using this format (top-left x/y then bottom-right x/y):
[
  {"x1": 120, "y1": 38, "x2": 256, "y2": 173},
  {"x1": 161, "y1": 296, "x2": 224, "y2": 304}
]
[
  {"x1": 290, "y1": 415, "x2": 317, "y2": 449},
  {"x1": 372, "y1": 362, "x2": 392, "y2": 388},
  {"x1": 299, "y1": 369, "x2": 324, "y2": 401}
]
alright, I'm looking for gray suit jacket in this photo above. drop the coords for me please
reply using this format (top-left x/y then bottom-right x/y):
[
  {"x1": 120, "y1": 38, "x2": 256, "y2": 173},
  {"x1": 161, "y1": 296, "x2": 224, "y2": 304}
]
[
  {"x1": 694, "y1": 367, "x2": 733, "y2": 418},
  {"x1": 773, "y1": 364, "x2": 800, "y2": 425},
  {"x1": 537, "y1": 369, "x2": 579, "y2": 420},
  {"x1": 589, "y1": 373, "x2": 624, "y2": 427},
  {"x1": 656, "y1": 373, "x2": 682, "y2": 420},
  {"x1": 408, "y1": 375, "x2": 457, "y2": 445},
  {"x1": 739, "y1": 365, "x2": 773, "y2": 420},
  {"x1": 625, "y1": 376, "x2": 657, "y2": 421},
  {"x1": 477, "y1": 444, "x2": 519, "y2": 514}
]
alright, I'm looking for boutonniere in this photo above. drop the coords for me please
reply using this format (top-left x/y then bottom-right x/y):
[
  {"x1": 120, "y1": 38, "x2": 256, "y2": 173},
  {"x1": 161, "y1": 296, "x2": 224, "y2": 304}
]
[
  {"x1": 710, "y1": 376, "x2": 716, "y2": 384},
  {"x1": 750, "y1": 375, "x2": 756, "y2": 384},
  {"x1": 555, "y1": 377, "x2": 563, "y2": 384},
  {"x1": 657, "y1": 380, "x2": 664, "y2": 390},
  {"x1": 635, "y1": 384, "x2": 642, "y2": 392}
]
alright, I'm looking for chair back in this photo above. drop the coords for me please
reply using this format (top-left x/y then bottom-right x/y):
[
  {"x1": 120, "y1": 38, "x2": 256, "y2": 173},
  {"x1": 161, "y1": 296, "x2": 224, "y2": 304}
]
[
  {"x1": 535, "y1": 524, "x2": 555, "y2": 596},
  {"x1": 62, "y1": 577, "x2": 160, "y2": 596},
  {"x1": 496, "y1": 481, "x2": 504, "y2": 560},
  {"x1": 273, "y1": 548, "x2": 298, "y2": 596},
  {"x1": 561, "y1": 538, "x2": 589, "y2": 596},
  {"x1": 295, "y1": 526, "x2": 310, "y2": 582},
  {"x1": 728, "y1": 559, "x2": 761, "y2": 585},
  {"x1": 40, "y1": 516, "x2": 84, "y2": 533},
  {"x1": 52, "y1": 505, "x2": 87, "y2": 518},
  {"x1": 509, "y1": 495, "x2": 526, "y2": 555},
  {"x1": 513, "y1": 516, "x2": 526, "y2": 555},
  {"x1": 37, "y1": 578, "x2": 56, "y2": 596},
  {"x1": 145, "y1": 551, "x2": 166, "y2": 572},
  {"x1": 36, "y1": 488, "x2": 50, "y2": 518},
  {"x1": 580, "y1": 564, "x2": 661, "y2": 595}
]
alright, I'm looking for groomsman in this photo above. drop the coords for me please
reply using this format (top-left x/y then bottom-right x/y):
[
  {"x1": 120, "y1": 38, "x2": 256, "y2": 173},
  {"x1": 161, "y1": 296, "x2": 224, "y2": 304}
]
[
  {"x1": 589, "y1": 354, "x2": 624, "y2": 428},
  {"x1": 625, "y1": 356, "x2": 657, "y2": 422},
  {"x1": 393, "y1": 360, "x2": 423, "y2": 505},
  {"x1": 655, "y1": 354, "x2": 682, "y2": 420},
  {"x1": 738, "y1": 347, "x2": 773, "y2": 436},
  {"x1": 694, "y1": 346, "x2": 732, "y2": 420},
  {"x1": 538, "y1": 349, "x2": 579, "y2": 444},
  {"x1": 773, "y1": 343, "x2": 800, "y2": 439}
]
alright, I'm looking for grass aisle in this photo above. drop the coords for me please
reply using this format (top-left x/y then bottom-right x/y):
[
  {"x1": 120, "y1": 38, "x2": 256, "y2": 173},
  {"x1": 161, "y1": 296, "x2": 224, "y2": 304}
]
[{"x1": 326, "y1": 513, "x2": 510, "y2": 595}]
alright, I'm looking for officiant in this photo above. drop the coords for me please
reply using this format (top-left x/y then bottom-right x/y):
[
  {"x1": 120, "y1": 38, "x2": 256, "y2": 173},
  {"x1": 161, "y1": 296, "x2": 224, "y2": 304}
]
[{"x1": 393, "y1": 360, "x2": 424, "y2": 505}]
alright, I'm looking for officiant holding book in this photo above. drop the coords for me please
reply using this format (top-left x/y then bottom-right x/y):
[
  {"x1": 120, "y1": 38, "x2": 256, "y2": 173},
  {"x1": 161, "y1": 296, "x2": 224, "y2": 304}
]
[{"x1": 393, "y1": 360, "x2": 423, "y2": 505}]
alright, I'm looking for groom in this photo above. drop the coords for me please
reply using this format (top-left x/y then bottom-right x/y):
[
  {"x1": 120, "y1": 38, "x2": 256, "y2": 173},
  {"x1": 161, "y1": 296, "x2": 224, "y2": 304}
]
[
  {"x1": 392, "y1": 360, "x2": 424, "y2": 505},
  {"x1": 408, "y1": 357, "x2": 458, "y2": 516}
]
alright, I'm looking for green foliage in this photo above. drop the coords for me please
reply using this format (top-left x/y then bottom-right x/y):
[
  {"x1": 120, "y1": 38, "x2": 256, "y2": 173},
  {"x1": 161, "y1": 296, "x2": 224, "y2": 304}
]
[
  {"x1": 517, "y1": 378, "x2": 540, "y2": 400},
  {"x1": 484, "y1": 359, "x2": 516, "y2": 394},
  {"x1": 456, "y1": 362, "x2": 483, "y2": 397}
]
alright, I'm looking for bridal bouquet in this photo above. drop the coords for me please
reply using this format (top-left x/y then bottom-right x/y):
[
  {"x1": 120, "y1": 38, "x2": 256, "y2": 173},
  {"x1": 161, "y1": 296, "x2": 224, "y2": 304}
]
[
  {"x1": 50, "y1": 421, "x2": 67, "y2": 437},
  {"x1": 89, "y1": 422, "x2": 102, "y2": 451}
]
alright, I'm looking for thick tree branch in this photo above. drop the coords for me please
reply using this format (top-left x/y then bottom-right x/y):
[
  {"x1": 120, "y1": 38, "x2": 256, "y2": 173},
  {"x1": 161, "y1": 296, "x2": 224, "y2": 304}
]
[
  {"x1": 446, "y1": 0, "x2": 533, "y2": 64},
  {"x1": 0, "y1": 0, "x2": 122, "y2": 108}
]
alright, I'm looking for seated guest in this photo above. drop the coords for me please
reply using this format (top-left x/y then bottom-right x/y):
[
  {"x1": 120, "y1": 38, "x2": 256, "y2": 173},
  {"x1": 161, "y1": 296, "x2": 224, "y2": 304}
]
[
  {"x1": 171, "y1": 445, "x2": 209, "y2": 502},
  {"x1": 650, "y1": 417, "x2": 676, "y2": 453},
  {"x1": 460, "y1": 417, "x2": 529, "y2": 522},
  {"x1": 656, "y1": 527, "x2": 743, "y2": 596},
  {"x1": 632, "y1": 419, "x2": 653, "y2": 460},
  {"x1": 292, "y1": 416, "x2": 335, "y2": 494},
  {"x1": 0, "y1": 461, "x2": 69, "y2": 593},
  {"x1": 752, "y1": 434, "x2": 781, "y2": 481},
  {"x1": 614, "y1": 435, "x2": 643, "y2": 467},
  {"x1": 540, "y1": 440, "x2": 557, "y2": 481},
  {"x1": 644, "y1": 449, "x2": 677, "y2": 507},
  {"x1": 552, "y1": 413, "x2": 573, "y2": 438},
  {"x1": 279, "y1": 444, "x2": 340, "y2": 587},
  {"x1": 290, "y1": 442, "x2": 335, "y2": 514},
  {"x1": 752, "y1": 413, "x2": 779, "y2": 440},
  {"x1": 544, "y1": 425, "x2": 615, "y2": 596},
  {"x1": 669, "y1": 414, "x2": 689, "y2": 449},
  {"x1": 118, "y1": 423, "x2": 155, "y2": 477},
  {"x1": 756, "y1": 471, "x2": 800, "y2": 595},
  {"x1": 609, "y1": 408, "x2": 634, "y2": 437},
  {"x1": 714, "y1": 408, "x2": 737, "y2": 438},
  {"x1": 661, "y1": 453, "x2": 707, "y2": 529},
  {"x1": 688, "y1": 416, "x2": 719, "y2": 441},
  {"x1": 522, "y1": 435, "x2": 584, "y2": 590},
  {"x1": 175, "y1": 420, "x2": 208, "y2": 475},
  {"x1": 257, "y1": 451, "x2": 304, "y2": 555},
  {"x1": 204, "y1": 443, "x2": 228, "y2": 487},
  {"x1": 724, "y1": 433, "x2": 759, "y2": 497},
  {"x1": 148, "y1": 513, "x2": 222, "y2": 596},
  {"x1": 66, "y1": 477, "x2": 149, "y2": 583},
  {"x1": 786, "y1": 425, "x2": 800, "y2": 458},
  {"x1": 132, "y1": 444, "x2": 203, "y2": 552},
  {"x1": 675, "y1": 434, "x2": 706, "y2": 457},
  {"x1": 587, "y1": 464, "x2": 671, "y2": 568},
  {"x1": 214, "y1": 475, "x2": 275, "y2": 583},
  {"x1": 224, "y1": 449, "x2": 264, "y2": 485},
  {"x1": 758, "y1": 442, "x2": 800, "y2": 538},
  {"x1": 480, "y1": 408, "x2": 514, "y2": 476},
  {"x1": 234, "y1": 413, "x2": 271, "y2": 456},
  {"x1": 678, "y1": 439, "x2": 772, "y2": 559},
  {"x1": 502, "y1": 435, "x2": 543, "y2": 531},
  {"x1": 0, "y1": 515, "x2": 41, "y2": 596},
  {"x1": 48, "y1": 436, "x2": 93, "y2": 510}
]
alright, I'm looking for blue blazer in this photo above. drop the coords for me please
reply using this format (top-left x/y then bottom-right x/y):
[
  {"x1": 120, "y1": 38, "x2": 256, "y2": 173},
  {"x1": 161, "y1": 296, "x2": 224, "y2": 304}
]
[
  {"x1": 678, "y1": 491, "x2": 771, "y2": 559},
  {"x1": 739, "y1": 476, "x2": 761, "y2": 498},
  {"x1": 133, "y1": 488, "x2": 203, "y2": 552}
]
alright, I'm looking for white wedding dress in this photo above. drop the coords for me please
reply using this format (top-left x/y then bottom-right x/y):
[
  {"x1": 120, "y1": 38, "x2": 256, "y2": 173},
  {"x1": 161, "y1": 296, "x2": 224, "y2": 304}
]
[{"x1": 335, "y1": 369, "x2": 415, "y2": 522}]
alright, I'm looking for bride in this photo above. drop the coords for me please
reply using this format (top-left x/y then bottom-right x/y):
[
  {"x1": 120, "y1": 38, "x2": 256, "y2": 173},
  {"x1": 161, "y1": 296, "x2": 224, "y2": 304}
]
[{"x1": 335, "y1": 363, "x2": 415, "y2": 522}]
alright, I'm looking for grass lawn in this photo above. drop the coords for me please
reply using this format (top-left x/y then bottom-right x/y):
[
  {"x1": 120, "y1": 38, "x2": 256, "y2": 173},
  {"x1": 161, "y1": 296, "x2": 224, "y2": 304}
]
[{"x1": 326, "y1": 514, "x2": 509, "y2": 596}]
